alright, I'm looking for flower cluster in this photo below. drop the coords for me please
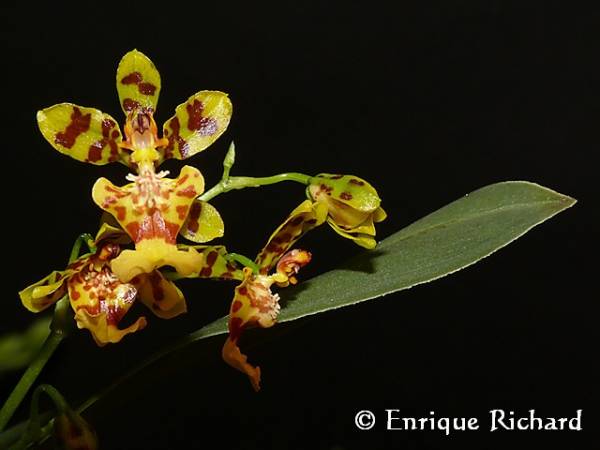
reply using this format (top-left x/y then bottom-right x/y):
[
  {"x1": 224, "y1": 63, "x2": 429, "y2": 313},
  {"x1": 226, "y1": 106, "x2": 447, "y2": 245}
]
[{"x1": 21, "y1": 50, "x2": 386, "y2": 389}]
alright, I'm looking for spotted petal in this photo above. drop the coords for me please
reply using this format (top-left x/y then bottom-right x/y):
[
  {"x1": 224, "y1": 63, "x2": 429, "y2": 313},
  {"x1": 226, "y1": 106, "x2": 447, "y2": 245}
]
[
  {"x1": 327, "y1": 217, "x2": 377, "y2": 249},
  {"x1": 223, "y1": 268, "x2": 280, "y2": 391},
  {"x1": 161, "y1": 91, "x2": 232, "y2": 161},
  {"x1": 68, "y1": 268, "x2": 145, "y2": 346},
  {"x1": 37, "y1": 104, "x2": 127, "y2": 165},
  {"x1": 181, "y1": 245, "x2": 244, "y2": 281},
  {"x1": 19, "y1": 270, "x2": 73, "y2": 313},
  {"x1": 92, "y1": 166, "x2": 205, "y2": 280},
  {"x1": 180, "y1": 200, "x2": 224, "y2": 243},
  {"x1": 116, "y1": 49, "x2": 161, "y2": 114},
  {"x1": 309, "y1": 174, "x2": 382, "y2": 212},
  {"x1": 133, "y1": 271, "x2": 187, "y2": 319},
  {"x1": 255, "y1": 200, "x2": 327, "y2": 273}
]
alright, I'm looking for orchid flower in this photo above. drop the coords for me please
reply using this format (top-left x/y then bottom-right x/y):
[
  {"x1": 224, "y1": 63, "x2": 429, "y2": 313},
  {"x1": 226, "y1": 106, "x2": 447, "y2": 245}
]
[
  {"x1": 36, "y1": 49, "x2": 231, "y2": 282},
  {"x1": 222, "y1": 200, "x2": 328, "y2": 391}
]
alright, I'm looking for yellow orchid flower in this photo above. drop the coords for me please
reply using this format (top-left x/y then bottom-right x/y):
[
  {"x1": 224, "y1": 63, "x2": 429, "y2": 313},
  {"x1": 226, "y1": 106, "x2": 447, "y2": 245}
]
[
  {"x1": 222, "y1": 200, "x2": 328, "y2": 391},
  {"x1": 36, "y1": 49, "x2": 231, "y2": 281},
  {"x1": 307, "y1": 173, "x2": 387, "y2": 249},
  {"x1": 19, "y1": 225, "x2": 186, "y2": 346}
]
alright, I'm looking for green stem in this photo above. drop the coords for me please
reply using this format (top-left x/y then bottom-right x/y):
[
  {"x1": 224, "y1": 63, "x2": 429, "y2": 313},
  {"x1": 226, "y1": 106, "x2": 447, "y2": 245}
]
[
  {"x1": 0, "y1": 233, "x2": 89, "y2": 432},
  {"x1": 199, "y1": 173, "x2": 311, "y2": 202},
  {"x1": 69, "y1": 233, "x2": 95, "y2": 262},
  {"x1": 0, "y1": 333, "x2": 63, "y2": 432},
  {"x1": 225, "y1": 253, "x2": 259, "y2": 274}
]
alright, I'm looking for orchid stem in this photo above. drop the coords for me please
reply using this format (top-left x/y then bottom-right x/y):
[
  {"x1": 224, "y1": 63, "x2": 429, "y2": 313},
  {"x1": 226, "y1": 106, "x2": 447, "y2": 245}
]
[
  {"x1": 0, "y1": 333, "x2": 63, "y2": 432},
  {"x1": 199, "y1": 173, "x2": 311, "y2": 202},
  {"x1": 199, "y1": 141, "x2": 311, "y2": 202},
  {"x1": 225, "y1": 253, "x2": 259, "y2": 274},
  {"x1": 0, "y1": 233, "x2": 88, "y2": 431}
]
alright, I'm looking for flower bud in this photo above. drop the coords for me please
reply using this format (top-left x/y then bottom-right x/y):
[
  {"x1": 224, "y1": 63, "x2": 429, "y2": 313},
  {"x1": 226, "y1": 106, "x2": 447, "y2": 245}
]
[
  {"x1": 307, "y1": 174, "x2": 386, "y2": 249},
  {"x1": 54, "y1": 410, "x2": 98, "y2": 450}
]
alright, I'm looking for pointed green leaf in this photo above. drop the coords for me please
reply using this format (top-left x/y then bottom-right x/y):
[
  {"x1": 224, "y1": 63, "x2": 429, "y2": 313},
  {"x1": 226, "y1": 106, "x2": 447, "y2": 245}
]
[{"x1": 65, "y1": 181, "x2": 574, "y2": 418}]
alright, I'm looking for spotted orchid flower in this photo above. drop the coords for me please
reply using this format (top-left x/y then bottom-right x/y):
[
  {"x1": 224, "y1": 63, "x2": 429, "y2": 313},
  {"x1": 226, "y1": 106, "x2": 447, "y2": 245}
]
[
  {"x1": 19, "y1": 225, "x2": 186, "y2": 346},
  {"x1": 36, "y1": 49, "x2": 232, "y2": 282},
  {"x1": 222, "y1": 200, "x2": 328, "y2": 391},
  {"x1": 307, "y1": 174, "x2": 387, "y2": 249}
]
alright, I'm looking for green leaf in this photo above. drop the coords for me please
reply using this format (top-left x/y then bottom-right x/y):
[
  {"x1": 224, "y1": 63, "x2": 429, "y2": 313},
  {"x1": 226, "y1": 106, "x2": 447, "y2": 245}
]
[
  {"x1": 73, "y1": 180, "x2": 574, "y2": 415},
  {"x1": 0, "y1": 317, "x2": 51, "y2": 375}
]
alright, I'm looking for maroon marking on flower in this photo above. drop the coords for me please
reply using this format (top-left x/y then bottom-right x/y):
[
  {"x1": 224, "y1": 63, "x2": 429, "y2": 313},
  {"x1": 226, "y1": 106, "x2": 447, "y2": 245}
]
[
  {"x1": 186, "y1": 202, "x2": 202, "y2": 234},
  {"x1": 88, "y1": 141, "x2": 103, "y2": 162},
  {"x1": 176, "y1": 174, "x2": 189, "y2": 187},
  {"x1": 340, "y1": 192, "x2": 353, "y2": 200},
  {"x1": 176, "y1": 185, "x2": 197, "y2": 198},
  {"x1": 138, "y1": 82, "x2": 156, "y2": 95},
  {"x1": 163, "y1": 116, "x2": 188, "y2": 158},
  {"x1": 123, "y1": 98, "x2": 141, "y2": 112},
  {"x1": 149, "y1": 272, "x2": 165, "y2": 301},
  {"x1": 229, "y1": 317, "x2": 244, "y2": 341},
  {"x1": 176, "y1": 205, "x2": 188, "y2": 220},
  {"x1": 114, "y1": 206, "x2": 127, "y2": 221},
  {"x1": 121, "y1": 72, "x2": 143, "y2": 84},
  {"x1": 55, "y1": 107, "x2": 91, "y2": 148},
  {"x1": 290, "y1": 216, "x2": 304, "y2": 226},
  {"x1": 206, "y1": 251, "x2": 218, "y2": 267},
  {"x1": 349, "y1": 179, "x2": 365, "y2": 186},
  {"x1": 88, "y1": 119, "x2": 121, "y2": 162},
  {"x1": 186, "y1": 99, "x2": 218, "y2": 136}
]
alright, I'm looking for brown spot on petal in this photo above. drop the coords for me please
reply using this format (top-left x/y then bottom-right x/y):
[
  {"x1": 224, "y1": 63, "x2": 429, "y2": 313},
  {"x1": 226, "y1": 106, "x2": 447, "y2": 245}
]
[
  {"x1": 186, "y1": 99, "x2": 218, "y2": 135},
  {"x1": 114, "y1": 206, "x2": 127, "y2": 221},
  {"x1": 123, "y1": 98, "x2": 141, "y2": 112},
  {"x1": 231, "y1": 300, "x2": 243, "y2": 313},
  {"x1": 350, "y1": 179, "x2": 365, "y2": 186},
  {"x1": 229, "y1": 317, "x2": 244, "y2": 341},
  {"x1": 138, "y1": 82, "x2": 156, "y2": 95},
  {"x1": 88, "y1": 141, "x2": 103, "y2": 162},
  {"x1": 176, "y1": 185, "x2": 197, "y2": 198},
  {"x1": 150, "y1": 272, "x2": 165, "y2": 301},
  {"x1": 340, "y1": 192, "x2": 353, "y2": 200},
  {"x1": 121, "y1": 72, "x2": 143, "y2": 84},
  {"x1": 176, "y1": 205, "x2": 188, "y2": 220},
  {"x1": 55, "y1": 107, "x2": 91, "y2": 148}
]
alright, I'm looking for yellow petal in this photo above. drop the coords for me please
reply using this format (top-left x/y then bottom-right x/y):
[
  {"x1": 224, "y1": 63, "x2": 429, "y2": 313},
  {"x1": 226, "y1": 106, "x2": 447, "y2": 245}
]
[
  {"x1": 328, "y1": 219, "x2": 377, "y2": 249},
  {"x1": 75, "y1": 309, "x2": 146, "y2": 346},
  {"x1": 19, "y1": 270, "x2": 71, "y2": 313},
  {"x1": 92, "y1": 166, "x2": 204, "y2": 246},
  {"x1": 180, "y1": 245, "x2": 244, "y2": 281},
  {"x1": 161, "y1": 91, "x2": 232, "y2": 160},
  {"x1": 134, "y1": 271, "x2": 187, "y2": 319},
  {"x1": 255, "y1": 200, "x2": 327, "y2": 273},
  {"x1": 373, "y1": 206, "x2": 387, "y2": 223},
  {"x1": 68, "y1": 263, "x2": 144, "y2": 345},
  {"x1": 116, "y1": 49, "x2": 161, "y2": 114},
  {"x1": 111, "y1": 239, "x2": 203, "y2": 282},
  {"x1": 222, "y1": 337, "x2": 261, "y2": 392},
  {"x1": 92, "y1": 166, "x2": 206, "y2": 278},
  {"x1": 308, "y1": 174, "x2": 381, "y2": 212},
  {"x1": 37, "y1": 103, "x2": 127, "y2": 166},
  {"x1": 180, "y1": 200, "x2": 224, "y2": 243}
]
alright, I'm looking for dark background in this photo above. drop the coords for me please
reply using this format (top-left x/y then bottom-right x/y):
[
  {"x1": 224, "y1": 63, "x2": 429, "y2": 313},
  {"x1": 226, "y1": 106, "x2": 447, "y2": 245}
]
[{"x1": 0, "y1": 1, "x2": 597, "y2": 449}]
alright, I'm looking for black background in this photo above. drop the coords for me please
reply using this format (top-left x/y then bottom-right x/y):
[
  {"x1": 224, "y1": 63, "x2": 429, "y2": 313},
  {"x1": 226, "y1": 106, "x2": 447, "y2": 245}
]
[{"x1": 0, "y1": 1, "x2": 597, "y2": 449}]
